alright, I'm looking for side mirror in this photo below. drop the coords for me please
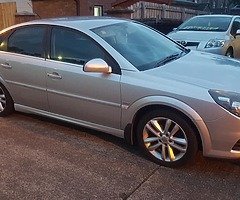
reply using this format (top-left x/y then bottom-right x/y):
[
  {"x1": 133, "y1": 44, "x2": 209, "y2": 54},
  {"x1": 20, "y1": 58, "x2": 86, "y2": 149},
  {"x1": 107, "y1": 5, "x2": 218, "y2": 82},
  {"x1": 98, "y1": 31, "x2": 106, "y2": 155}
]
[
  {"x1": 236, "y1": 29, "x2": 240, "y2": 36},
  {"x1": 173, "y1": 28, "x2": 177, "y2": 31},
  {"x1": 84, "y1": 59, "x2": 112, "y2": 74}
]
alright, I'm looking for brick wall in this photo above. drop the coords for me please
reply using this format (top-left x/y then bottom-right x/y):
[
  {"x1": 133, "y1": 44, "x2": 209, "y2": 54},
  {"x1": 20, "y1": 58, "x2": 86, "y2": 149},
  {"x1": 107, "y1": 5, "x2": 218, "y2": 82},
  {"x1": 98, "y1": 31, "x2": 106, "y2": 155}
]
[
  {"x1": 113, "y1": 0, "x2": 171, "y2": 8},
  {"x1": 32, "y1": 0, "x2": 77, "y2": 19},
  {"x1": 31, "y1": 0, "x2": 118, "y2": 18},
  {"x1": 31, "y1": 0, "x2": 135, "y2": 19},
  {"x1": 80, "y1": 0, "x2": 116, "y2": 15},
  {"x1": 30, "y1": 0, "x2": 172, "y2": 20},
  {"x1": 15, "y1": 14, "x2": 38, "y2": 24}
]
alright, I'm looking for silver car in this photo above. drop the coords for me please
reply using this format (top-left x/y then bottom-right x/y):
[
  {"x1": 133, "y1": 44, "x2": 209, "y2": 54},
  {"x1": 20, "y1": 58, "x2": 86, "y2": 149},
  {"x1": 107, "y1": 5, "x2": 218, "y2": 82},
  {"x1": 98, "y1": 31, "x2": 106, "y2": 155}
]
[
  {"x1": 168, "y1": 15, "x2": 240, "y2": 58},
  {"x1": 0, "y1": 17, "x2": 240, "y2": 167}
]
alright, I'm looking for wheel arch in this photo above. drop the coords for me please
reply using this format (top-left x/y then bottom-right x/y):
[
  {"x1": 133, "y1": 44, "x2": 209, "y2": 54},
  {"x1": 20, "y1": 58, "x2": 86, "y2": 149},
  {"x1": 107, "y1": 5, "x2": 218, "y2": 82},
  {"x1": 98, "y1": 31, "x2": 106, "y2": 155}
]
[
  {"x1": 226, "y1": 46, "x2": 234, "y2": 57},
  {"x1": 0, "y1": 76, "x2": 15, "y2": 102},
  {"x1": 123, "y1": 96, "x2": 211, "y2": 154}
]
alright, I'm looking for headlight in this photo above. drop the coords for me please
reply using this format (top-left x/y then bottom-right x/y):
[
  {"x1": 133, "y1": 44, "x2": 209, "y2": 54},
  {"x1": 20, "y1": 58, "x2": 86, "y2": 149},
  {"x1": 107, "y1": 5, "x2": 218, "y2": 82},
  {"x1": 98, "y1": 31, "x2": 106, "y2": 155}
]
[
  {"x1": 205, "y1": 39, "x2": 225, "y2": 48},
  {"x1": 209, "y1": 90, "x2": 240, "y2": 117}
]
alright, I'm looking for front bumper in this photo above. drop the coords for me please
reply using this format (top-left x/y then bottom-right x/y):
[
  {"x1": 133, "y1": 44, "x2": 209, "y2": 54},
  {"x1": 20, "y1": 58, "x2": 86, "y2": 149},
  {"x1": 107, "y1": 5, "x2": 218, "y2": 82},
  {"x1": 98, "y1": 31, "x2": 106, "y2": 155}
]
[
  {"x1": 186, "y1": 45, "x2": 226, "y2": 56},
  {"x1": 199, "y1": 47, "x2": 226, "y2": 55},
  {"x1": 204, "y1": 112, "x2": 240, "y2": 159},
  {"x1": 187, "y1": 40, "x2": 230, "y2": 56}
]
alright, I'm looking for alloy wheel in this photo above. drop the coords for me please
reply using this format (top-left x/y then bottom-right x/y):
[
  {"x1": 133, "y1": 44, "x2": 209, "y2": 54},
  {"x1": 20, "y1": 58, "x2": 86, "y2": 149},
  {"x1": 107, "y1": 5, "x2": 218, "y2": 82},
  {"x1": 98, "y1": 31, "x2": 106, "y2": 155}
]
[
  {"x1": 143, "y1": 117, "x2": 188, "y2": 162},
  {"x1": 0, "y1": 87, "x2": 6, "y2": 112},
  {"x1": 226, "y1": 50, "x2": 233, "y2": 58}
]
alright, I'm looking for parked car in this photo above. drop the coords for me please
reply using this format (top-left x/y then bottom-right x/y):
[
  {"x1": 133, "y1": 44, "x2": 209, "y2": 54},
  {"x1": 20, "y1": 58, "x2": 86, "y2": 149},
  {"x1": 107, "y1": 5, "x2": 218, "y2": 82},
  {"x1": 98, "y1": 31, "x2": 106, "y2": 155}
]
[
  {"x1": 0, "y1": 17, "x2": 240, "y2": 167},
  {"x1": 230, "y1": 5, "x2": 240, "y2": 15},
  {"x1": 168, "y1": 15, "x2": 240, "y2": 58}
]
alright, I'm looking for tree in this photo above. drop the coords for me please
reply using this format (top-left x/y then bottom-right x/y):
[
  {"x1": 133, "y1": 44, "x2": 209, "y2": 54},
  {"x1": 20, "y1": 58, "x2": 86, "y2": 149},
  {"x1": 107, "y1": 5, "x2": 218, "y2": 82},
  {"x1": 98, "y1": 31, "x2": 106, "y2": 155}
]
[{"x1": 229, "y1": 0, "x2": 240, "y2": 6}]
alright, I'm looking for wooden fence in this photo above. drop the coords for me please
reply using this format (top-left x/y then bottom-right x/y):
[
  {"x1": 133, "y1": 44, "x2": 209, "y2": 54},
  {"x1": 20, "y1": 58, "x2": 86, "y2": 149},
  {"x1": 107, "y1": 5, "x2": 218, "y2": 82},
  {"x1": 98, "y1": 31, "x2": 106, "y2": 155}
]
[
  {"x1": 0, "y1": 2, "x2": 17, "y2": 31},
  {"x1": 129, "y1": 1, "x2": 207, "y2": 21}
]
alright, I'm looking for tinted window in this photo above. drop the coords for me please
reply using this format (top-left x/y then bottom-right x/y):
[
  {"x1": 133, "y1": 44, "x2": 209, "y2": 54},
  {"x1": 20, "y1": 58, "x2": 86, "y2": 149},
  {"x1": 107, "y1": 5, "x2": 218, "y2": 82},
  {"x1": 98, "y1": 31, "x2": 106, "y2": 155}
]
[
  {"x1": 8, "y1": 26, "x2": 45, "y2": 58},
  {"x1": 178, "y1": 16, "x2": 232, "y2": 32},
  {"x1": 51, "y1": 27, "x2": 119, "y2": 73},
  {"x1": 231, "y1": 18, "x2": 240, "y2": 35}
]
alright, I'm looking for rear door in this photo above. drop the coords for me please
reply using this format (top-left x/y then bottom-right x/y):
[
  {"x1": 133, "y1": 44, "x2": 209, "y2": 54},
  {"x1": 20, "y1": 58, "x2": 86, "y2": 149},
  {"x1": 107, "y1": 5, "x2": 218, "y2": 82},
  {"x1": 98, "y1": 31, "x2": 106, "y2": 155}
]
[{"x1": 0, "y1": 25, "x2": 48, "y2": 110}]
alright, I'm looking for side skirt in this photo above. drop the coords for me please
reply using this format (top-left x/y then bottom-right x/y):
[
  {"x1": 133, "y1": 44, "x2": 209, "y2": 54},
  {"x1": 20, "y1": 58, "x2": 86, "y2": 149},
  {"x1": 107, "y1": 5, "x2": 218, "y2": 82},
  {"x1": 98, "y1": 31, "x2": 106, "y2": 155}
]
[{"x1": 14, "y1": 104, "x2": 125, "y2": 139}]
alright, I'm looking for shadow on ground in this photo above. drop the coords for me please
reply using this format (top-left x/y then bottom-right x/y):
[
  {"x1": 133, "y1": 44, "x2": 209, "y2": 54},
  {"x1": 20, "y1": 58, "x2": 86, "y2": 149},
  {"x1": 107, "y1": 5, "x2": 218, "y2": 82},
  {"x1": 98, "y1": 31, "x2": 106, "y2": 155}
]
[{"x1": 17, "y1": 112, "x2": 240, "y2": 173}]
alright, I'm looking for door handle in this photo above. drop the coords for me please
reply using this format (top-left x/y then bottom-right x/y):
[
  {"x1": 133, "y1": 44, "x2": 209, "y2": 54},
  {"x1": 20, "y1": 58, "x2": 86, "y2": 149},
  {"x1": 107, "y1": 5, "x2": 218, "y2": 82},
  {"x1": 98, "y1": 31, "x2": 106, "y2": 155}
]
[
  {"x1": 1, "y1": 63, "x2": 12, "y2": 69},
  {"x1": 47, "y1": 72, "x2": 62, "y2": 79}
]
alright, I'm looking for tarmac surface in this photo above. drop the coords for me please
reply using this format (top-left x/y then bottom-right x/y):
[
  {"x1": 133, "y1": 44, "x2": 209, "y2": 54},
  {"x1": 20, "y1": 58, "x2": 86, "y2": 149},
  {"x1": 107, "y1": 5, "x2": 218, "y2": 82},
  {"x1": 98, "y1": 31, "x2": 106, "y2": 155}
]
[{"x1": 0, "y1": 113, "x2": 240, "y2": 200}]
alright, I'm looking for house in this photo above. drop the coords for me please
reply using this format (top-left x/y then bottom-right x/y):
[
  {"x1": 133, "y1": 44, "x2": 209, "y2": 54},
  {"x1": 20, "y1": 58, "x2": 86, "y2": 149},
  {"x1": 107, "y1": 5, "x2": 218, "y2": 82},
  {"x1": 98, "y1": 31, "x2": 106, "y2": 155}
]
[
  {"x1": 30, "y1": 0, "x2": 173, "y2": 18},
  {"x1": 31, "y1": 0, "x2": 122, "y2": 18},
  {"x1": 0, "y1": 1, "x2": 15, "y2": 30},
  {"x1": 0, "y1": 0, "x2": 36, "y2": 30},
  {"x1": 0, "y1": 0, "x2": 33, "y2": 13},
  {"x1": 0, "y1": 0, "x2": 209, "y2": 32}
]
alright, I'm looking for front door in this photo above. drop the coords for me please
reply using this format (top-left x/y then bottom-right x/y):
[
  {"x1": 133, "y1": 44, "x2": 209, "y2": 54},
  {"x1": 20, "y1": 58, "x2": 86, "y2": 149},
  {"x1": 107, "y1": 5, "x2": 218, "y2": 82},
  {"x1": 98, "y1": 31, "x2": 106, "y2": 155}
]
[{"x1": 46, "y1": 26, "x2": 121, "y2": 129}]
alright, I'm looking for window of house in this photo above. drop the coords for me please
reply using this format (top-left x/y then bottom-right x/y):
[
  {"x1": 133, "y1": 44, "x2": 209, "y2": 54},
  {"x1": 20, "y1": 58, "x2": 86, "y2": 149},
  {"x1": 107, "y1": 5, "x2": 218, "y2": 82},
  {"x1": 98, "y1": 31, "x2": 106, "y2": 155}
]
[
  {"x1": 93, "y1": 5, "x2": 103, "y2": 16},
  {"x1": 50, "y1": 27, "x2": 120, "y2": 74},
  {"x1": 8, "y1": 26, "x2": 45, "y2": 58}
]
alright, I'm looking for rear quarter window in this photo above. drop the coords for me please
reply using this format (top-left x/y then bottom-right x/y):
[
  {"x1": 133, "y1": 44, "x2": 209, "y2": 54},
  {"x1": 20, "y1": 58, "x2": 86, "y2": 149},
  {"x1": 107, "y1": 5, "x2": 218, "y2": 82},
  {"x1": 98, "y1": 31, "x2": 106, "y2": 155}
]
[{"x1": 7, "y1": 26, "x2": 46, "y2": 58}]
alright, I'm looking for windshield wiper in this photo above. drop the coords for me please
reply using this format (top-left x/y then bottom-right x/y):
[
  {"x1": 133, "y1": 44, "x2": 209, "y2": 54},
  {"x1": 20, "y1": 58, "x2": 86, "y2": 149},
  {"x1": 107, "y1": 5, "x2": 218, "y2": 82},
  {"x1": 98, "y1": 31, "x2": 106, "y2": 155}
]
[{"x1": 154, "y1": 52, "x2": 184, "y2": 68}]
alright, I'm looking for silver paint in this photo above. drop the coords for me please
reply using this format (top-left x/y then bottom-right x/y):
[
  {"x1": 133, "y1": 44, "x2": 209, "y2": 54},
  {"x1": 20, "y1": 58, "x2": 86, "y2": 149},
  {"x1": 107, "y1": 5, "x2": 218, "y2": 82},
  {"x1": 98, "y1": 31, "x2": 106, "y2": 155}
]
[{"x1": 0, "y1": 17, "x2": 240, "y2": 160}]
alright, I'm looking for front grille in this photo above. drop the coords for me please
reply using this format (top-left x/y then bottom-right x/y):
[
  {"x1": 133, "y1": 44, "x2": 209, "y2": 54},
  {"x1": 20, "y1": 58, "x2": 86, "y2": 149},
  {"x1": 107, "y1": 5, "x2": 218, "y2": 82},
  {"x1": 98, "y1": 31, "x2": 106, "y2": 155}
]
[
  {"x1": 186, "y1": 42, "x2": 200, "y2": 47},
  {"x1": 177, "y1": 41, "x2": 200, "y2": 47},
  {"x1": 232, "y1": 140, "x2": 240, "y2": 151}
]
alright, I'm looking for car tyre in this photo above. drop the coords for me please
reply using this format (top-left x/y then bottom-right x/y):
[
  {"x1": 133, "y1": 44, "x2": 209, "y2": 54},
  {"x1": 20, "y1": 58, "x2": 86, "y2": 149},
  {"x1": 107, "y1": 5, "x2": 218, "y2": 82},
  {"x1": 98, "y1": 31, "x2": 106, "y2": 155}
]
[
  {"x1": 226, "y1": 48, "x2": 234, "y2": 58},
  {"x1": 0, "y1": 83, "x2": 14, "y2": 117},
  {"x1": 137, "y1": 109, "x2": 198, "y2": 167}
]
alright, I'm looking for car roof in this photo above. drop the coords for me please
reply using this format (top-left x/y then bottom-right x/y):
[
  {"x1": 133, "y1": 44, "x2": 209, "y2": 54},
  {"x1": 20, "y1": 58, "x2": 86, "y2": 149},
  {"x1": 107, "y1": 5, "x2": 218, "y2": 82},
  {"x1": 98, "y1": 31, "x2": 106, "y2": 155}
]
[
  {"x1": 0, "y1": 17, "x2": 129, "y2": 33},
  {"x1": 193, "y1": 14, "x2": 236, "y2": 18}
]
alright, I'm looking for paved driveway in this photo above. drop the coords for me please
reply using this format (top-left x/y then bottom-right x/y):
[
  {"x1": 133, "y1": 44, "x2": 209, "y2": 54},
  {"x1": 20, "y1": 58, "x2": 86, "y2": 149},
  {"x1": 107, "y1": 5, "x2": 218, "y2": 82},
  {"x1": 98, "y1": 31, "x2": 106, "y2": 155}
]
[{"x1": 0, "y1": 113, "x2": 239, "y2": 200}]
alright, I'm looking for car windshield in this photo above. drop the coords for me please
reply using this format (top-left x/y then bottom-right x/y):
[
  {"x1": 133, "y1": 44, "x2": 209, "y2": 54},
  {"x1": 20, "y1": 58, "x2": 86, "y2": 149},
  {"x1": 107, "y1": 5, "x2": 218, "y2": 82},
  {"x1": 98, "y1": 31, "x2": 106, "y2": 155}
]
[
  {"x1": 92, "y1": 22, "x2": 186, "y2": 71},
  {"x1": 178, "y1": 16, "x2": 232, "y2": 32}
]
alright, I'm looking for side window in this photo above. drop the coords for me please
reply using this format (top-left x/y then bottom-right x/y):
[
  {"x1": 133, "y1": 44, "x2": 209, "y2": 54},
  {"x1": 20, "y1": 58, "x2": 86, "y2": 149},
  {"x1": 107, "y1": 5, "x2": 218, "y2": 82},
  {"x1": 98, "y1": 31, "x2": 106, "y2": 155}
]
[
  {"x1": 8, "y1": 26, "x2": 46, "y2": 58},
  {"x1": 51, "y1": 27, "x2": 120, "y2": 74},
  {"x1": 231, "y1": 18, "x2": 240, "y2": 35}
]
